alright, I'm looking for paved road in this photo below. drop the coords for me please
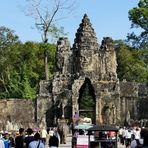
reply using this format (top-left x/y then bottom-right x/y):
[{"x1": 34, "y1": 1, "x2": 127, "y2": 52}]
[
  {"x1": 46, "y1": 135, "x2": 125, "y2": 148},
  {"x1": 59, "y1": 135, "x2": 72, "y2": 148},
  {"x1": 45, "y1": 134, "x2": 72, "y2": 148}
]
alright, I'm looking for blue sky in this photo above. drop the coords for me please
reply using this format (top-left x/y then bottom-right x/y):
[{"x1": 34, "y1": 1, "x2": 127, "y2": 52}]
[{"x1": 0, "y1": 0, "x2": 139, "y2": 45}]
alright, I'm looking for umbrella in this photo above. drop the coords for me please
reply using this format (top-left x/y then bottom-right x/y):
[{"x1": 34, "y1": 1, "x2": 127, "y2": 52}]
[
  {"x1": 32, "y1": 127, "x2": 40, "y2": 132},
  {"x1": 74, "y1": 124, "x2": 93, "y2": 130}
]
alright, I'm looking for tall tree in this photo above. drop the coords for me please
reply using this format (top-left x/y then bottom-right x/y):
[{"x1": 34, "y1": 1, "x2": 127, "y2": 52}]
[
  {"x1": 0, "y1": 26, "x2": 21, "y2": 98},
  {"x1": 128, "y1": 0, "x2": 148, "y2": 49},
  {"x1": 23, "y1": 0, "x2": 75, "y2": 80},
  {"x1": 115, "y1": 40, "x2": 148, "y2": 83},
  {"x1": 0, "y1": 26, "x2": 56, "y2": 99},
  {"x1": 18, "y1": 41, "x2": 56, "y2": 98}
]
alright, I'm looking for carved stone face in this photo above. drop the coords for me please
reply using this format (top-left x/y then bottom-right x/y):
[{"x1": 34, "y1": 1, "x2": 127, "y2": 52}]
[
  {"x1": 80, "y1": 56, "x2": 87, "y2": 67},
  {"x1": 80, "y1": 55, "x2": 91, "y2": 69}
]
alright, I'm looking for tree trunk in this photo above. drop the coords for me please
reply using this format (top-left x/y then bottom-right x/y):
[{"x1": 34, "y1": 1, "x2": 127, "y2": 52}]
[{"x1": 44, "y1": 49, "x2": 49, "y2": 80}]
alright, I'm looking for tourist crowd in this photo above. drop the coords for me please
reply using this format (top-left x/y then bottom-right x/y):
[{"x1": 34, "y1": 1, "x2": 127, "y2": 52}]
[
  {"x1": 0, "y1": 127, "x2": 61, "y2": 148},
  {"x1": 0, "y1": 125, "x2": 148, "y2": 148},
  {"x1": 118, "y1": 126, "x2": 148, "y2": 148}
]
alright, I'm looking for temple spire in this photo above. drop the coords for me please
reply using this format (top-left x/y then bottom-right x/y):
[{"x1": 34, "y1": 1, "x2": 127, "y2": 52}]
[{"x1": 73, "y1": 14, "x2": 98, "y2": 50}]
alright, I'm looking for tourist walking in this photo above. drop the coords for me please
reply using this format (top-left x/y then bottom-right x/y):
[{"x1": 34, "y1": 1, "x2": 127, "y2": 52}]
[
  {"x1": 53, "y1": 128, "x2": 60, "y2": 146},
  {"x1": 125, "y1": 129, "x2": 132, "y2": 148},
  {"x1": 49, "y1": 135, "x2": 59, "y2": 148},
  {"x1": 8, "y1": 132, "x2": 15, "y2": 148},
  {"x1": 2, "y1": 131, "x2": 9, "y2": 148},
  {"x1": 0, "y1": 139, "x2": 5, "y2": 148},
  {"x1": 24, "y1": 128, "x2": 35, "y2": 148},
  {"x1": 15, "y1": 128, "x2": 25, "y2": 148},
  {"x1": 40, "y1": 127, "x2": 47, "y2": 145},
  {"x1": 29, "y1": 132, "x2": 44, "y2": 148}
]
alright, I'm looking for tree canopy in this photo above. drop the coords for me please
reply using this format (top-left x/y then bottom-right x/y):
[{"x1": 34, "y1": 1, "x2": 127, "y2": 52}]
[
  {"x1": 115, "y1": 0, "x2": 148, "y2": 84},
  {"x1": 128, "y1": 0, "x2": 148, "y2": 49},
  {"x1": 115, "y1": 40, "x2": 148, "y2": 84},
  {"x1": 0, "y1": 26, "x2": 56, "y2": 99}
]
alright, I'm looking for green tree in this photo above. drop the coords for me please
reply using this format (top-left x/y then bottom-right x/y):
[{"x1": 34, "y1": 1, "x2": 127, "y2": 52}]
[
  {"x1": 22, "y1": 74, "x2": 36, "y2": 99},
  {"x1": 79, "y1": 83, "x2": 95, "y2": 119},
  {"x1": 0, "y1": 26, "x2": 21, "y2": 98},
  {"x1": 18, "y1": 41, "x2": 56, "y2": 97},
  {"x1": 128, "y1": 0, "x2": 148, "y2": 49},
  {"x1": 0, "y1": 26, "x2": 56, "y2": 99},
  {"x1": 115, "y1": 40, "x2": 148, "y2": 83}
]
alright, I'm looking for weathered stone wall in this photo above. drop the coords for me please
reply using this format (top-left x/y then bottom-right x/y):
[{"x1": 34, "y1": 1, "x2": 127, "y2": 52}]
[
  {"x1": 120, "y1": 82, "x2": 148, "y2": 124},
  {"x1": 0, "y1": 99, "x2": 35, "y2": 130},
  {"x1": 36, "y1": 96, "x2": 53, "y2": 128}
]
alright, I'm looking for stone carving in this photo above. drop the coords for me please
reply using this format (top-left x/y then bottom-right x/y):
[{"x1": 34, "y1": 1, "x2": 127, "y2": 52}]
[
  {"x1": 55, "y1": 89, "x2": 72, "y2": 119},
  {"x1": 100, "y1": 37, "x2": 117, "y2": 80},
  {"x1": 101, "y1": 88, "x2": 111, "y2": 100},
  {"x1": 35, "y1": 14, "x2": 148, "y2": 127},
  {"x1": 125, "y1": 111, "x2": 131, "y2": 126},
  {"x1": 104, "y1": 105, "x2": 112, "y2": 124},
  {"x1": 56, "y1": 37, "x2": 72, "y2": 74},
  {"x1": 39, "y1": 115, "x2": 46, "y2": 129},
  {"x1": 102, "y1": 102, "x2": 116, "y2": 124},
  {"x1": 72, "y1": 14, "x2": 99, "y2": 76}
]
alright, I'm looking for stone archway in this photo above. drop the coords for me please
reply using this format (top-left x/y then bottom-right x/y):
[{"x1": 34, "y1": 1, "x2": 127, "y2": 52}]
[{"x1": 78, "y1": 78, "x2": 96, "y2": 124}]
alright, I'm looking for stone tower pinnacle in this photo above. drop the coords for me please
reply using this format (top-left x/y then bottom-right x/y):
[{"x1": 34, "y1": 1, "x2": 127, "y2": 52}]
[
  {"x1": 72, "y1": 14, "x2": 99, "y2": 76},
  {"x1": 73, "y1": 14, "x2": 99, "y2": 50}
]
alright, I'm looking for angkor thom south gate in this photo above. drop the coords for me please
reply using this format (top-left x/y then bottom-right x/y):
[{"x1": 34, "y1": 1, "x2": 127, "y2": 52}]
[
  {"x1": 0, "y1": 15, "x2": 147, "y2": 130},
  {"x1": 37, "y1": 14, "x2": 148, "y2": 127}
]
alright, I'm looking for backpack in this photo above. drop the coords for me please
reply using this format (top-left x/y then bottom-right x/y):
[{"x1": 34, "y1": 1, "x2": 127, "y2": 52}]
[{"x1": 136, "y1": 139, "x2": 143, "y2": 148}]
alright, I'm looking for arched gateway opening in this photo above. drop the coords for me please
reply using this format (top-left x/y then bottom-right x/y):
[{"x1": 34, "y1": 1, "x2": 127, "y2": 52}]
[{"x1": 78, "y1": 78, "x2": 96, "y2": 124}]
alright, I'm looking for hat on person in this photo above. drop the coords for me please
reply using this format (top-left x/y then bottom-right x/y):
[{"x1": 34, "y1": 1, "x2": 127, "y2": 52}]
[{"x1": 4, "y1": 131, "x2": 8, "y2": 134}]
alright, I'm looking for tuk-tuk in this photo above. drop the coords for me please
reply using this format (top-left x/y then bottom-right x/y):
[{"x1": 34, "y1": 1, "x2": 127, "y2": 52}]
[{"x1": 87, "y1": 124, "x2": 119, "y2": 148}]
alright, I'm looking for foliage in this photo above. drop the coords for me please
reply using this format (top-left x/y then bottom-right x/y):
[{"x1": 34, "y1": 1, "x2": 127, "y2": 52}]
[
  {"x1": 128, "y1": 0, "x2": 148, "y2": 49},
  {"x1": 22, "y1": 74, "x2": 36, "y2": 99},
  {"x1": 0, "y1": 26, "x2": 21, "y2": 98},
  {"x1": 48, "y1": 25, "x2": 68, "y2": 43},
  {"x1": 115, "y1": 40, "x2": 148, "y2": 84},
  {"x1": 79, "y1": 83, "x2": 95, "y2": 119},
  {"x1": 0, "y1": 26, "x2": 56, "y2": 99}
]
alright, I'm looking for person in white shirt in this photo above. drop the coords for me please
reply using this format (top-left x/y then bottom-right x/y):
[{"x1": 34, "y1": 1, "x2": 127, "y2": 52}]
[
  {"x1": 40, "y1": 127, "x2": 47, "y2": 145},
  {"x1": 121, "y1": 127, "x2": 126, "y2": 145},
  {"x1": 118, "y1": 127, "x2": 123, "y2": 144},
  {"x1": 133, "y1": 128, "x2": 141, "y2": 140},
  {"x1": 125, "y1": 129, "x2": 132, "y2": 148},
  {"x1": 0, "y1": 139, "x2": 5, "y2": 148}
]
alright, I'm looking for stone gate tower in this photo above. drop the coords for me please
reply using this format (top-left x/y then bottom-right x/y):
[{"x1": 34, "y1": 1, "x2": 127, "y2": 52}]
[
  {"x1": 69, "y1": 14, "x2": 120, "y2": 124},
  {"x1": 37, "y1": 14, "x2": 148, "y2": 127}
]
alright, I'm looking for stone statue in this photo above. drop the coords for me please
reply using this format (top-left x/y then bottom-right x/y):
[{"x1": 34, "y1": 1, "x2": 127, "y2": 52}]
[
  {"x1": 6, "y1": 120, "x2": 13, "y2": 131},
  {"x1": 100, "y1": 37, "x2": 117, "y2": 80},
  {"x1": 56, "y1": 37, "x2": 71, "y2": 74},
  {"x1": 103, "y1": 102, "x2": 114, "y2": 124},
  {"x1": 39, "y1": 115, "x2": 46, "y2": 129}
]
